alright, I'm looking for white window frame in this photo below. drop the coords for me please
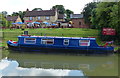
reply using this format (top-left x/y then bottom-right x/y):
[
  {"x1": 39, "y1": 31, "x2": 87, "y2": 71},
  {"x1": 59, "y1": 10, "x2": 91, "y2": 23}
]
[
  {"x1": 63, "y1": 39, "x2": 69, "y2": 45},
  {"x1": 41, "y1": 39, "x2": 54, "y2": 45},
  {"x1": 79, "y1": 40, "x2": 90, "y2": 46},
  {"x1": 24, "y1": 38, "x2": 36, "y2": 44}
]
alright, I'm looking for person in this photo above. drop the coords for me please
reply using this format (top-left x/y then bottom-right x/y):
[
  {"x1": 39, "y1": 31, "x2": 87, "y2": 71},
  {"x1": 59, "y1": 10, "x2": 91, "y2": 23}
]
[
  {"x1": 58, "y1": 23, "x2": 61, "y2": 28},
  {"x1": 68, "y1": 24, "x2": 72, "y2": 28},
  {"x1": 21, "y1": 24, "x2": 25, "y2": 30}
]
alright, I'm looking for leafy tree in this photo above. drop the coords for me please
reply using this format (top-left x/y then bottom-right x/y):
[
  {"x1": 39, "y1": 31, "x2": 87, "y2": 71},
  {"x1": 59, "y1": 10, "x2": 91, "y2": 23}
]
[
  {"x1": 52, "y1": 5, "x2": 74, "y2": 21},
  {"x1": 2, "y1": 11, "x2": 7, "y2": 17},
  {"x1": 83, "y1": 2, "x2": 97, "y2": 25},
  {"x1": 32, "y1": 8, "x2": 42, "y2": 11},
  {"x1": 0, "y1": 14, "x2": 12, "y2": 28},
  {"x1": 90, "y1": 2, "x2": 119, "y2": 44},
  {"x1": 1, "y1": 14, "x2": 7, "y2": 27},
  {"x1": 109, "y1": 4, "x2": 118, "y2": 29},
  {"x1": 115, "y1": 2, "x2": 120, "y2": 44},
  {"x1": 52, "y1": 5, "x2": 65, "y2": 14},
  {"x1": 12, "y1": 11, "x2": 26, "y2": 22},
  {"x1": 12, "y1": 12, "x2": 19, "y2": 16},
  {"x1": 94, "y1": 2, "x2": 117, "y2": 29},
  {"x1": 65, "y1": 9, "x2": 74, "y2": 21},
  {"x1": 90, "y1": 9, "x2": 98, "y2": 29},
  {"x1": 18, "y1": 11, "x2": 26, "y2": 22}
]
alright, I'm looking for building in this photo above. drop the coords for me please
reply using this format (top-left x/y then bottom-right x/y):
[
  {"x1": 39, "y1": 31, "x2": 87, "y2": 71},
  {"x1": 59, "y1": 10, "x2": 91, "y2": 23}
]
[
  {"x1": 24, "y1": 9, "x2": 65, "y2": 23},
  {"x1": 6, "y1": 16, "x2": 22, "y2": 23},
  {"x1": 70, "y1": 14, "x2": 89, "y2": 28},
  {"x1": 57, "y1": 14, "x2": 65, "y2": 22}
]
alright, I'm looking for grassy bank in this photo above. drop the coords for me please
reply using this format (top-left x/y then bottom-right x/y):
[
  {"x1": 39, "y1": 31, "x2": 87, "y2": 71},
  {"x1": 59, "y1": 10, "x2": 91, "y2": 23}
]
[
  {"x1": 2, "y1": 28, "x2": 98, "y2": 36},
  {"x1": 2, "y1": 28, "x2": 120, "y2": 50},
  {"x1": 1, "y1": 28, "x2": 99, "y2": 46}
]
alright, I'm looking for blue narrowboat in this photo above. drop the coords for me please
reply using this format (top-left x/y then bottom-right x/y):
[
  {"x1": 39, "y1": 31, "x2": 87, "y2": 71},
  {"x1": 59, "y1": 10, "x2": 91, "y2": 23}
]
[{"x1": 7, "y1": 33, "x2": 114, "y2": 54}]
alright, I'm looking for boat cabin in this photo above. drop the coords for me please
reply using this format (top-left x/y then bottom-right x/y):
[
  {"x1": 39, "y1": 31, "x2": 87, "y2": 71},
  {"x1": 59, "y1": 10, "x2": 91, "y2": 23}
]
[{"x1": 17, "y1": 36, "x2": 99, "y2": 48}]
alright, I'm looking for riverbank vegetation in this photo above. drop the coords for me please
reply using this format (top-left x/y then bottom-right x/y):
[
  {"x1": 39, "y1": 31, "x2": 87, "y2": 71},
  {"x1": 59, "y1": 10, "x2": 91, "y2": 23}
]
[
  {"x1": 83, "y1": 2, "x2": 120, "y2": 45},
  {"x1": 1, "y1": 28, "x2": 119, "y2": 51}
]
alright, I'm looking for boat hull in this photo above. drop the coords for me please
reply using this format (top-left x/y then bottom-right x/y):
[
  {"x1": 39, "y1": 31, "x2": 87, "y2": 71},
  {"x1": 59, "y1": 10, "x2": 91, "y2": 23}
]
[{"x1": 7, "y1": 43, "x2": 114, "y2": 55}]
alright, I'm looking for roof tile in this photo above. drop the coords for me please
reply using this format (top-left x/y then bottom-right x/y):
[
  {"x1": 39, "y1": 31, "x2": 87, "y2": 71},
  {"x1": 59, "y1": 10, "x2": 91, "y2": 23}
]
[
  {"x1": 6, "y1": 16, "x2": 18, "y2": 21},
  {"x1": 70, "y1": 14, "x2": 83, "y2": 19},
  {"x1": 24, "y1": 10, "x2": 56, "y2": 17}
]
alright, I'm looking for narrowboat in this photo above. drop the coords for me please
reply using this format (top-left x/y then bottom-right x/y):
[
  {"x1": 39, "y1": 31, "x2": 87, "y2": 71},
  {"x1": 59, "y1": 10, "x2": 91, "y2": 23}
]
[{"x1": 7, "y1": 32, "x2": 114, "y2": 54}]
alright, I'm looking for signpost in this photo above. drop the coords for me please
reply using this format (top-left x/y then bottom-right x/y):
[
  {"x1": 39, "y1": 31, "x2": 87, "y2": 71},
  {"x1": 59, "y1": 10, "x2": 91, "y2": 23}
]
[{"x1": 102, "y1": 28, "x2": 116, "y2": 35}]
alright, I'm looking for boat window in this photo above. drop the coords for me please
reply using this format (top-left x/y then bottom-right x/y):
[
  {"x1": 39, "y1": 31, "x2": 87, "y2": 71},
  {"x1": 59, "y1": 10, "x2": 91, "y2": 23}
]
[
  {"x1": 24, "y1": 38, "x2": 36, "y2": 44},
  {"x1": 64, "y1": 39, "x2": 69, "y2": 45},
  {"x1": 79, "y1": 40, "x2": 90, "y2": 46},
  {"x1": 41, "y1": 39, "x2": 54, "y2": 44}
]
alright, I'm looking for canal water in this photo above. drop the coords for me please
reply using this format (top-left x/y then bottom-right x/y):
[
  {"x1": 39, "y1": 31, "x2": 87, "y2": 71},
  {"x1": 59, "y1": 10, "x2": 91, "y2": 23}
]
[{"x1": 0, "y1": 50, "x2": 118, "y2": 77}]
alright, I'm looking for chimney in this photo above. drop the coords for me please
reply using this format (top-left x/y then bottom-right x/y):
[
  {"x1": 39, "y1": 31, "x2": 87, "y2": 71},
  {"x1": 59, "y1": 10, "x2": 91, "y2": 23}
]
[{"x1": 26, "y1": 8, "x2": 29, "y2": 12}]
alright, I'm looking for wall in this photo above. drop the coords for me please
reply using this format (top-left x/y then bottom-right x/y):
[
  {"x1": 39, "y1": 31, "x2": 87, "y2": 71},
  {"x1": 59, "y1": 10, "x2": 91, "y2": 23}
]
[
  {"x1": 72, "y1": 18, "x2": 89, "y2": 28},
  {"x1": 15, "y1": 16, "x2": 22, "y2": 22},
  {"x1": 57, "y1": 19, "x2": 65, "y2": 22},
  {"x1": 24, "y1": 16, "x2": 57, "y2": 23}
]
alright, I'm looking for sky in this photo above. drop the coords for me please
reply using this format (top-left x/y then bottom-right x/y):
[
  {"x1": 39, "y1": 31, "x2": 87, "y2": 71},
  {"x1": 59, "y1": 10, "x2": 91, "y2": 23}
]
[{"x1": 1, "y1": 0, "x2": 93, "y2": 15}]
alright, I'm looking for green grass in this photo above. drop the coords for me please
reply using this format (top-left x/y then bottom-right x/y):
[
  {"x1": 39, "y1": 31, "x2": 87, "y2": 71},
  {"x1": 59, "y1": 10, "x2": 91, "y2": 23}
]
[
  {"x1": 1, "y1": 28, "x2": 98, "y2": 47},
  {"x1": 2, "y1": 28, "x2": 98, "y2": 37},
  {"x1": 1, "y1": 28, "x2": 120, "y2": 50}
]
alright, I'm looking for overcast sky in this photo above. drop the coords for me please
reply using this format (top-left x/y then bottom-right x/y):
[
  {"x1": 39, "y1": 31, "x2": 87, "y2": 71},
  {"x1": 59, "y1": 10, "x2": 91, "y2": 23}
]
[{"x1": 1, "y1": 0, "x2": 93, "y2": 15}]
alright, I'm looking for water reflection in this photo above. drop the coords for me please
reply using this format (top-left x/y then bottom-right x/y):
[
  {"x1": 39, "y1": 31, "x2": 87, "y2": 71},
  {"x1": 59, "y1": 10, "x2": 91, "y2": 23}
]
[
  {"x1": 1, "y1": 50, "x2": 118, "y2": 76},
  {"x1": 0, "y1": 58, "x2": 84, "y2": 77}
]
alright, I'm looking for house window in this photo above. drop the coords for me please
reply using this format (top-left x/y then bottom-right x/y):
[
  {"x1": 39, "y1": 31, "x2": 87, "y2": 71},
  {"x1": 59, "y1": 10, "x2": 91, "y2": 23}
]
[
  {"x1": 79, "y1": 40, "x2": 90, "y2": 46},
  {"x1": 46, "y1": 16, "x2": 50, "y2": 20},
  {"x1": 38, "y1": 17, "x2": 41, "y2": 20},
  {"x1": 64, "y1": 39, "x2": 69, "y2": 45},
  {"x1": 29, "y1": 17, "x2": 33, "y2": 20},
  {"x1": 79, "y1": 22, "x2": 81, "y2": 25},
  {"x1": 24, "y1": 38, "x2": 36, "y2": 44},
  {"x1": 41, "y1": 39, "x2": 54, "y2": 45}
]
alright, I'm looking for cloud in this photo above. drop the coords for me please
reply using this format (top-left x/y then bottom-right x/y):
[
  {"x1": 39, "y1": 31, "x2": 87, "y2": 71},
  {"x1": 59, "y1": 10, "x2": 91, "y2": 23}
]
[
  {"x1": 0, "y1": 59, "x2": 84, "y2": 76},
  {"x1": 0, "y1": 0, "x2": 92, "y2": 14},
  {"x1": 0, "y1": 59, "x2": 11, "y2": 70}
]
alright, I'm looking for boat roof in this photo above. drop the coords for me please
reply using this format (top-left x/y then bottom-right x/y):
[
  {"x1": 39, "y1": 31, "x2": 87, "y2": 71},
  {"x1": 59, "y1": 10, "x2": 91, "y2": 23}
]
[{"x1": 18, "y1": 35, "x2": 96, "y2": 40}]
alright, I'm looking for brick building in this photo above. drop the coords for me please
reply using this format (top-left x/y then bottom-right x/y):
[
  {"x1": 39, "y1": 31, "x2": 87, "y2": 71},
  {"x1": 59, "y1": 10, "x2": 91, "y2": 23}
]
[{"x1": 70, "y1": 14, "x2": 89, "y2": 28}]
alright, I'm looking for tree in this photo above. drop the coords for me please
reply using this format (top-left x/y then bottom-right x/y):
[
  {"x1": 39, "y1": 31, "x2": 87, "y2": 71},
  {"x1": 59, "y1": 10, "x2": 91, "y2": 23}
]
[
  {"x1": 0, "y1": 13, "x2": 12, "y2": 28},
  {"x1": 18, "y1": 11, "x2": 26, "y2": 22},
  {"x1": 65, "y1": 9, "x2": 74, "y2": 21},
  {"x1": 1, "y1": 14, "x2": 7, "y2": 27},
  {"x1": 91, "y1": 2, "x2": 118, "y2": 29},
  {"x1": 90, "y1": 2, "x2": 120, "y2": 44},
  {"x1": 112, "y1": 2, "x2": 120, "y2": 44},
  {"x1": 12, "y1": 11, "x2": 26, "y2": 22},
  {"x1": 2, "y1": 11, "x2": 7, "y2": 17},
  {"x1": 94, "y1": 2, "x2": 117, "y2": 29},
  {"x1": 12, "y1": 12, "x2": 19, "y2": 16},
  {"x1": 83, "y1": 2, "x2": 97, "y2": 25},
  {"x1": 90, "y1": 9, "x2": 98, "y2": 29},
  {"x1": 32, "y1": 8, "x2": 42, "y2": 11},
  {"x1": 109, "y1": 4, "x2": 118, "y2": 29},
  {"x1": 52, "y1": 5, "x2": 65, "y2": 14}
]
